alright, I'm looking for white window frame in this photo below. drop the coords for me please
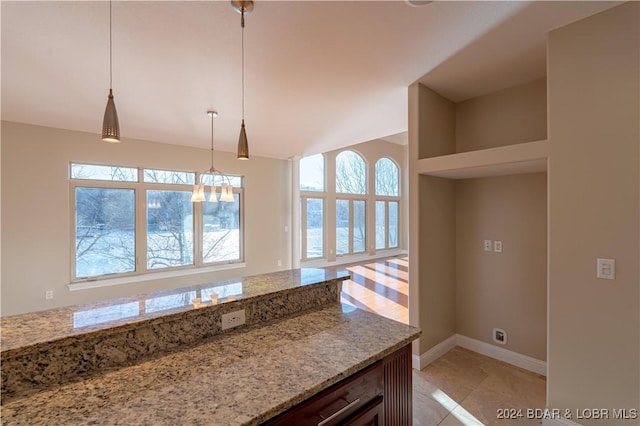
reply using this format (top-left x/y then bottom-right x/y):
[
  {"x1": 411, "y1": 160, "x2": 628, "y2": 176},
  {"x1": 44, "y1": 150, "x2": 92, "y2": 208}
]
[
  {"x1": 336, "y1": 196, "x2": 367, "y2": 256},
  {"x1": 300, "y1": 195, "x2": 326, "y2": 261},
  {"x1": 69, "y1": 163, "x2": 245, "y2": 283},
  {"x1": 374, "y1": 157, "x2": 401, "y2": 251}
]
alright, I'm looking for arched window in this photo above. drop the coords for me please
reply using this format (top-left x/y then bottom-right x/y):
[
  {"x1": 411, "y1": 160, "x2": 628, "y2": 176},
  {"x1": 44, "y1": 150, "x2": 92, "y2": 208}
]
[
  {"x1": 335, "y1": 150, "x2": 367, "y2": 255},
  {"x1": 375, "y1": 158, "x2": 399, "y2": 196},
  {"x1": 374, "y1": 157, "x2": 400, "y2": 250},
  {"x1": 336, "y1": 150, "x2": 367, "y2": 194},
  {"x1": 299, "y1": 154, "x2": 325, "y2": 192}
]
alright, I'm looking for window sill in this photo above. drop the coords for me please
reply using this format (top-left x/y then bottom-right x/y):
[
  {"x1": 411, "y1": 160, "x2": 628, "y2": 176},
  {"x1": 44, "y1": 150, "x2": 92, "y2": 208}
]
[
  {"x1": 68, "y1": 263, "x2": 247, "y2": 292},
  {"x1": 301, "y1": 249, "x2": 407, "y2": 268}
]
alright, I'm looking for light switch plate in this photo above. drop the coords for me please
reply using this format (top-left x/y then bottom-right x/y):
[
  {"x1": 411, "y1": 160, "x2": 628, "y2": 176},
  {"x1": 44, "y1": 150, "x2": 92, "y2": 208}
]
[
  {"x1": 484, "y1": 240, "x2": 492, "y2": 251},
  {"x1": 494, "y1": 240, "x2": 503, "y2": 253},
  {"x1": 597, "y1": 258, "x2": 615, "y2": 280}
]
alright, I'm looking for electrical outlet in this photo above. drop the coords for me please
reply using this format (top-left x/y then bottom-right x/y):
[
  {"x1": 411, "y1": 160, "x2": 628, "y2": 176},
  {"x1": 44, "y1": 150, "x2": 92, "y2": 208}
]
[
  {"x1": 494, "y1": 240, "x2": 503, "y2": 253},
  {"x1": 221, "y1": 309, "x2": 246, "y2": 330},
  {"x1": 483, "y1": 240, "x2": 492, "y2": 251},
  {"x1": 45, "y1": 290, "x2": 54, "y2": 300},
  {"x1": 277, "y1": 259, "x2": 282, "y2": 267},
  {"x1": 493, "y1": 328, "x2": 507, "y2": 345}
]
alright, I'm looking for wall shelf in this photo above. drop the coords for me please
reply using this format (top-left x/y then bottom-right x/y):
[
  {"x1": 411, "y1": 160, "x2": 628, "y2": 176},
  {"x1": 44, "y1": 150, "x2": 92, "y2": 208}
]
[{"x1": 416, "y1": 139, "x2": 548, "y2": 179}]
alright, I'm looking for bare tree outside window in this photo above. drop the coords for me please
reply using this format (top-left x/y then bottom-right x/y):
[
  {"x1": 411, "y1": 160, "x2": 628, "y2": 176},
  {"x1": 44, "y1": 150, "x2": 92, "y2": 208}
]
[
  {"x1": 375, "y1": 158, "x2": 399, "y2": 196},
  {"x1": 75, "y1": 187, "x2": 136, "y2": 278},
  {"x1": 336, "y1": 150, "x2": 367, "y2": 194}
]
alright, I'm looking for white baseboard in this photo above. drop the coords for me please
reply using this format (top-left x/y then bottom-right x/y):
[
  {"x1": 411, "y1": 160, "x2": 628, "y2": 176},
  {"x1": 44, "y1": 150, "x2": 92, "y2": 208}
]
[
  {"x1": 414, "y1": 334, "x2": 547, "y2": 376},
  {"x1": 413, "y1": 334, "x2": 458, "y2": 370},
  {"x1": 542, "y1": 417, "x2": 582, "y2": 426},
  {"x1": 456, "y1": 334, "x2": 547, "y2": 376}
]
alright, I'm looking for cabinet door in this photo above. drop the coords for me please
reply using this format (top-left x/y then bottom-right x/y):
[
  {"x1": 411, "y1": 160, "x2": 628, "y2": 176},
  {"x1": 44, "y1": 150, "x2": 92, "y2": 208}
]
[{"x1": 344, "y1": 396, "x2": 384, "y2": 426}]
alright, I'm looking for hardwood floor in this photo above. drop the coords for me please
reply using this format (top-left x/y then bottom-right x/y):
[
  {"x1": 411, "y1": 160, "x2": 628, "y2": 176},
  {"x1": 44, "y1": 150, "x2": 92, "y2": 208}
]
[{"x1": 331, "y1": 255, "x2": 409, "y2": 324}]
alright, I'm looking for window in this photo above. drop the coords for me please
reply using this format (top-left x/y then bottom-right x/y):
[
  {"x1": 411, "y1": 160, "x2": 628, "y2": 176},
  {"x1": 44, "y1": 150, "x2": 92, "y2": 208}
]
[
  {"x1": 375, "y1": 158, "x2": 399, "y2": 197},
  {"x1": 75, "y1": 187, "x2": 136, "y2": 278},
  {"x1": 300, "y1": 154, "x2": 326, "y2": 261},
  {"x1": 202, "y1": 191, "x2": 242, "y2": 264},
  {"x1": 70, "y1": 163, "x2": 244, "y2": 281},
  {"x1": 301, "y1": 197, "x2": 324, "y2": 259},
  {"x1": 336, "y1": 150, "x2": 367, "y2": 194},
  {"x1": 146, "y1": 190, "x2": 194, "y2": 270},
  {"x1": 299, "y1": 154, "x2": 325, "y2": 192},
  {"x1": 335, "y1": 150, "x2": 367, "y2": 256},
  {"x1": 336, "y1": 198, "x2": 366, "y2": 255},
  {"x1": 374, "y1": 158, "x2": 400, "y2": 250}
]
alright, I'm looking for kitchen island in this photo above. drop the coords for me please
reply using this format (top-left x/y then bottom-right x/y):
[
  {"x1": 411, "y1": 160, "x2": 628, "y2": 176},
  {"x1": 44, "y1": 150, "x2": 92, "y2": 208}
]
[{"x1": 1, "y1": 268, "x2": 420, "y2": 425}]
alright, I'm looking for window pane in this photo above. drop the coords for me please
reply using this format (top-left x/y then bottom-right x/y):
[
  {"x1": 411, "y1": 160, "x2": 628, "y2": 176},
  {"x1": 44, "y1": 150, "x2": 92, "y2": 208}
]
[
  {"x1": 306, "y1": 198, "x2": 323, "y2": 258},
  {"x1": 300, "y1": 154, "x2": 325, "y2": 192},
  {"x1": 147, "y1": 190, "x2": 194, "y2": 269},
  {"x1": 71, "y1": 163, "x2": 138, "y2": 182},
  {"x1": 336, "y1": 151, "x2": 367, "y2": 194},
  {"x1": 336, "y1": 199, "x2": 350, "y2": 255},
  {"x1": 376, "y1": 201, "x2": 386, "y2": 250},
  {"x1": 202, "y1": 192, "x2": 241, "y2": 263},
  {"x1": 144, "y1": 169, "x2": 195, "y2": 185},
  {"x1": 75, "y1": 187, "x2": 136, "y2": 278},
  {"x1": 375, "y1": 158, "x2": 399, "y2": 196},
  {"x1": 201, "y1": 174, "x2": 242, "y2": 188},
  {"x1": 353, "y1": 200, "x2": 366, "y2": 253},
  {"x1": 389, "y1": 201, "x2": 399, "y2": 248}
]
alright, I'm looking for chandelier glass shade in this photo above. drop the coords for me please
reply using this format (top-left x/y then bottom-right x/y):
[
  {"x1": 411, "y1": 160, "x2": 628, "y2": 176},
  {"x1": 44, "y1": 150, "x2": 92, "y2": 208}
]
[{"x1": 191, "y1": 111, "x2": 235, "y2": 203}]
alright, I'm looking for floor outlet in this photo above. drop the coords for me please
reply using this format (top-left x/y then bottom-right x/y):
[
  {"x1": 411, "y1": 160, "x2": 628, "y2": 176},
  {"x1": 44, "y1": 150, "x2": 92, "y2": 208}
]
[
  {"x1": 493, "y1": 328, "x2": 507, "y2": 345},
  {"x1": 221, "y1": 309, "x2": 246, "y2": 330}
]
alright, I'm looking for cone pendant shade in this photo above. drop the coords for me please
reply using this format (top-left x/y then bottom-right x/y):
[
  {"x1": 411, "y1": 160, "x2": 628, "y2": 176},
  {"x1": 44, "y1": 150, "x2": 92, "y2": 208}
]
[
  {"x1": 102, "y1": 89, "x2": 120, "y2": 143},
  {"x1": 237, "y1": 119, "x2": 249, "y2": 160}
]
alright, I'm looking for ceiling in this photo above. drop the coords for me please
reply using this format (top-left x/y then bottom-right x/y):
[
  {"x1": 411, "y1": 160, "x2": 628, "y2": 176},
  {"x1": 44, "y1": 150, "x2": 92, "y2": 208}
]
[{"x1": 1, "y1": 1, "x2": 619, "y2": 160}]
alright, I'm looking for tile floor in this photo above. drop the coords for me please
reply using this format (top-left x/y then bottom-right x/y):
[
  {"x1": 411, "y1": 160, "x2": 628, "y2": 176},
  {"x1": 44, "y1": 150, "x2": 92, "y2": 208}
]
[
  {"x1": 413, "y1": 347, "x2": 546, "y2": 426},
  {"x1": 327, "y1": 255, "x2": 546, "y2": 426}
]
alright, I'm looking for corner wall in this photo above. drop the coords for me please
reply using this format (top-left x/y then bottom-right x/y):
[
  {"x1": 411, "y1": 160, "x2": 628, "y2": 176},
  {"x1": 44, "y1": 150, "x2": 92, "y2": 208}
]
[
  {"x1": 547, "y1": 2, "x2": 639, "y2": 421},
  {"x1": 456, "y1": 173, "x2": 547, "y2": 361},
  {"x1": 0, "y1": 122, "x2": 291, "y2": 316}
]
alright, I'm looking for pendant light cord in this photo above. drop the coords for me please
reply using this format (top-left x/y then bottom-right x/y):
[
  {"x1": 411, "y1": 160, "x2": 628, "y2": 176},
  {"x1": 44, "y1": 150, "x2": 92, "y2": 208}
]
[
  {"x1": 241, "y1": 8, "x2": 245, "y2": 121},
  {"x1": 211, "y1": 114, "x2": 219, "y2": 171},
  {"x1": 109, "y1": 0, "x2": 113, "y2": 90}
]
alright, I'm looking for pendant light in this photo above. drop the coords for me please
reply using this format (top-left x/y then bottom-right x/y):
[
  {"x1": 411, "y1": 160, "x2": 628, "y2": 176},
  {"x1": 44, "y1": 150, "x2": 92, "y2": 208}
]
[
  {"x1": 102, "y1": 0, "x2": 120, "y2": 143},
  {"x1": 232, "y1": 1, "x2": 253, "y2": 160},
  {"x1": 191, "y1": 111, "x2": 235, "y2": 203}
]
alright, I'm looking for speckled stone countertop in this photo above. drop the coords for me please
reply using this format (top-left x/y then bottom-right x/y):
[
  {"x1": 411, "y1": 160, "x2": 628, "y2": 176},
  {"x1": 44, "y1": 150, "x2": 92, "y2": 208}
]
[
  {"x1": 1, "y1": 268, "x2": 347, "y2": 351},
  {"x1": 2, "y1": 303, "x2": 420, "y2": 426},
  {"x1": 2, "y1": 269, "x2": 349, "y2": 399}
]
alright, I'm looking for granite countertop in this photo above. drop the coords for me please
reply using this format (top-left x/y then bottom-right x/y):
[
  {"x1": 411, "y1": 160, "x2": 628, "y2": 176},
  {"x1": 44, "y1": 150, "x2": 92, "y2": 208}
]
[
  {"x1": 1, "y1": 268, "x2": 348, "y2": 352},
  {"x1": 1, "y1": 303, "x2": 421, "y2": 426}
]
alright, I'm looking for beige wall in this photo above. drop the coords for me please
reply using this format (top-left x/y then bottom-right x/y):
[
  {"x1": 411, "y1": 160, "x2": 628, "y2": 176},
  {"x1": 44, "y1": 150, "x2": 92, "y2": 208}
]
[
  {"x1": 409, "y1": 79, "x2": 548, "y2": 358},
  {"x1": 456, "y1": 78, "x2": 547, "y2": 153},
  {"x1": 1, "y1": 121, "x2": 291, "y2": 316},
  {"x1": 456, "y1": 173, "x2": 547, "y2": 360},
  {"x1": 547, "y1": 2, "x2": 639, "y2": 421},
  {"x1": 419, "y1": 175, "x2": 456, "y2": 353},
  {"x1": 409, "y1": 83, "x2": 458, "y2": 355}
]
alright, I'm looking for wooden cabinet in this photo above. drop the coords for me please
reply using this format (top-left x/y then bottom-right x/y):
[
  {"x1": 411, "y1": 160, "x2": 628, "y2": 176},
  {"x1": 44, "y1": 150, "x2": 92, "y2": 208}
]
[{"x1": 264, "y1": 344, "x2": 411, "y2": 426}]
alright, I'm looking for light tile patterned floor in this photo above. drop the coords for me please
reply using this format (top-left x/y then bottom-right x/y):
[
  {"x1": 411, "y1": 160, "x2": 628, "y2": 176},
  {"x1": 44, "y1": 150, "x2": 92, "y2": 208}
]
[
  {"x1": 413, "y1": 347, "x2": 546, "y2": 426},
  {"x1": 328, "y1": 256, "x2": 546, "y2": 426}
]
